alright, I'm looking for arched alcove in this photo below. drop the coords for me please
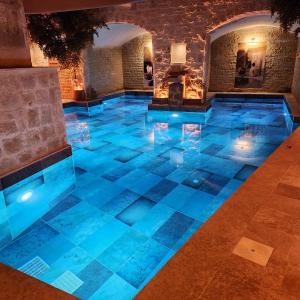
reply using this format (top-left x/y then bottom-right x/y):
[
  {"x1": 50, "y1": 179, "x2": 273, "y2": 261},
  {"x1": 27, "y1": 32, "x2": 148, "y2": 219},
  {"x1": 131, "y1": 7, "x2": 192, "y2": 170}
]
[
  {"x1": 204, "y1": 14, "x2": 298, "y2": 93},
  {"x1": 83, "y1": 22, "x2": 154, "y2": 97}
]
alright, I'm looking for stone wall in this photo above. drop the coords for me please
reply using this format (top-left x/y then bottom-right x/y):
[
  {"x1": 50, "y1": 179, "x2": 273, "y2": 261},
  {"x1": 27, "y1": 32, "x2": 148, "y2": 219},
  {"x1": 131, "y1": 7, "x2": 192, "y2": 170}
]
[
  {"x1": 292, "y1": 39, "x2": 300, "y2": 105},
  {"x1": 95, "y1": 0, "x2": 270, "y2": 98},
  {"x1": 84, "y1": 47, "x2": 124, "y2": 95},
  {"x1": 122, "y1": 34, "x2": 151, "y2": 89},
  {"x1": 0, "y1": 68, "x2": 67, "y2": 176},
  {"x1": 209, "y1": 27, "x2": 298, "y2": 92},
  {"x1": 0, "y1": 0, "x2": 31, "y2": 67}
]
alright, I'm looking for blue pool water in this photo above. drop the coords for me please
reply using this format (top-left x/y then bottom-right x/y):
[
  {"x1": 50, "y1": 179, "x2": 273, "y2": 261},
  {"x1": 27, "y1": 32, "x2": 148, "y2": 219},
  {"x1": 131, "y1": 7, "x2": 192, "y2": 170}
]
[{"x1": 0, "y1": 96, "x2": 293, "y2": 299}]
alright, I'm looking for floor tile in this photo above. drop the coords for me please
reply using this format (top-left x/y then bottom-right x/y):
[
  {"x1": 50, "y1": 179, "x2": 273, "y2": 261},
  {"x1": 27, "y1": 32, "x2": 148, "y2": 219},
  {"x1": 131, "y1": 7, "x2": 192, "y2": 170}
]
[
  {"x1": 97, "y1": 230, "x2": 148, "y2": 273},
  {"x1": 100, "y1": 189, "x2": 140, "y2": 216},
  {"x1": 74, "y1": 260, "x2": 113, "y2": 299},
  {"x1": 143, "y1": 179, "x2": 178, "y2": 202},
  {"x1": 152, "y1": 212, "x2": 194, "y2": 248},
  {"x1": 116, "y1": 197, "x2": 156, "y2": 226},
  {"x1": 234, "y1": 164, "x2": 258, "y2": 181},
  {"x1": 117, "y1": 239, "x2": 169, "y2": 288},
  {"x1": 89, "y1": 274, "x2": 137, "y2": 300}
]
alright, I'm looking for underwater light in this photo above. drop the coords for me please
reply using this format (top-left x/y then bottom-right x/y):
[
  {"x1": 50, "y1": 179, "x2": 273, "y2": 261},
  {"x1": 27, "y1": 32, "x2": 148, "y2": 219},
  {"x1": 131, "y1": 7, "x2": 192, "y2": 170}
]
[
  {"x1": 172, "y1": 113, "x2": 179, "y2": 118},
  {"x1": 20, "y1": 191, "x2": 33, "y2": 202}
]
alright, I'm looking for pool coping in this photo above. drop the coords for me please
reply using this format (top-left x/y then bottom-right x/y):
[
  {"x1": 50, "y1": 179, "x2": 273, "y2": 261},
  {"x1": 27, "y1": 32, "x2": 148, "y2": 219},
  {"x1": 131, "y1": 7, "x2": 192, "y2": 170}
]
[
  {"x1": 62, "y1": 90, "x2": 153, "y2": 109},
  {"x1": 136, "y1": 127, "x2": 300, "y2": 299},
  {"x1": 63, "y1": 90, "x2": 300, "y2": 124}
]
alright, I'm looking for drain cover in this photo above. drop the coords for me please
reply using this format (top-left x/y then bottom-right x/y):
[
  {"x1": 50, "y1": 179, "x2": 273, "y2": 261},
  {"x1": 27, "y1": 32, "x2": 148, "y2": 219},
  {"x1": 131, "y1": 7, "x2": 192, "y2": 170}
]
[
  {"x1": 18, "y1": 256, "x2": 50, "y2": 278},
  {"x1": 52, "y1": 271, "x2": 84, "y2": 294}
]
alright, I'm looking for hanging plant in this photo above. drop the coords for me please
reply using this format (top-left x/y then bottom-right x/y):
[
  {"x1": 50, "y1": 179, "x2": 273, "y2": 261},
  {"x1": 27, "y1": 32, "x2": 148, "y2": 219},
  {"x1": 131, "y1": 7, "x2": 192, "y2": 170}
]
[
  {"x1": 271, "y1": 0, "x2": 300, "y2": 35},
  {"x1": 27, "y1": 10, "x2": 107, "y2": 68}
]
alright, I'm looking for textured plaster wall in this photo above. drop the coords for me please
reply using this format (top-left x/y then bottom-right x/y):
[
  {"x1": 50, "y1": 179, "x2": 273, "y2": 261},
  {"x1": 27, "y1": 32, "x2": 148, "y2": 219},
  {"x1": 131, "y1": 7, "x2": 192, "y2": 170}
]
[
  {"x1": 95, "y1": 0, "x2": 270, "y2": 97},
  {"x1": 0, "y1": 68, "x2": 67, "y2": 176},
  {"x1": 0, "y1": 0, "x2": 31, "y2": 67},
  {"x1": 292, "y1": 39, "x2": 300, "y2": 105},
  {"x1": 209, "y1": 27, "x2": 298, "y2": 92}
]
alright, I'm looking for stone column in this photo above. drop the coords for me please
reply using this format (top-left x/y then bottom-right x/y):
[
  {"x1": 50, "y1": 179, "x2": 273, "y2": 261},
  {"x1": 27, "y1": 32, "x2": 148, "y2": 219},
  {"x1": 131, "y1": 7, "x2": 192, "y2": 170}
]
[{"x1": 0, "y1": 0, "x2": 31, "y2": 67}]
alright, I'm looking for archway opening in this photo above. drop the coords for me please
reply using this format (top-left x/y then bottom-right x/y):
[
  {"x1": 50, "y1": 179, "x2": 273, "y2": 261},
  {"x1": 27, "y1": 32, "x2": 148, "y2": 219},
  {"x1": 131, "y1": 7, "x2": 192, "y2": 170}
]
[
  {"x1": 30, "y1": 22, "x2": 153, "y2": 101},
  {"x1": 205, "y1": 14, "x2": 298, "y2": 94}
]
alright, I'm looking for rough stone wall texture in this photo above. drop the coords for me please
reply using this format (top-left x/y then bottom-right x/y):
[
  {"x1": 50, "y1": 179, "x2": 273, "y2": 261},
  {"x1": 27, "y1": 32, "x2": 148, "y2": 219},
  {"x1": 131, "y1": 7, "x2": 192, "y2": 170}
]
[
  {"x1": 84, "y1": 47, "x2": 124, "y2": 95},
  {"x1": 0, "y1": 0, "x2": 31, "y2": 67},
  {"x1": 0, "y1": 68, "x2": 67, "y2": 176},
  {"x1": 292, "y1": 39, "x2": 300, "y2": 105},
  {"x1": 95, "y1": 0, "x2": 270, "y2": 97},
  {"x1": 122, "y1": 34, "x2": 151, "y2": 89},
  {"x1": 209, "y1": 27, "x2": 298, "y2": 92}
]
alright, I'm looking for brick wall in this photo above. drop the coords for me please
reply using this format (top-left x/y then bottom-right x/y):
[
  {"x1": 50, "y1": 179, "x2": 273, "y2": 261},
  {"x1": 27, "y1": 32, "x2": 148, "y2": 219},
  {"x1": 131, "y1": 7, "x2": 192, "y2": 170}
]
[
  {"x1": 122, "y1": 34, "x2": 151, "y2": 89},
  {"x1": 209, "y1": 27, "x2": 298, "y2": 92},
  {"x1": 0, "y1": 68, "x2": 67, "y2": 176},
  {"x1": 292, "y1": 39, "x2": 300, "y2": 105},
  {"x1": 84, "y1": 46, "x2": 124, "y2": 95}
]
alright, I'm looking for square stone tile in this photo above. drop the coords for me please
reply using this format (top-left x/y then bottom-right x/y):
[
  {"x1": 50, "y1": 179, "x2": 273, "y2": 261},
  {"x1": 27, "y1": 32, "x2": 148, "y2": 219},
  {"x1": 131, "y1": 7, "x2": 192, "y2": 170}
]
[{"x1": 232, "y1": 237, "x2": 274, "y2": 266}]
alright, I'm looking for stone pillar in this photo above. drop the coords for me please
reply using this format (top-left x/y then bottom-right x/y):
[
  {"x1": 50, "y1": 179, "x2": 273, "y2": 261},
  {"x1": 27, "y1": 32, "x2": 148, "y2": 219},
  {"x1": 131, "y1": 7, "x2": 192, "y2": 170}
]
[
  {"x1": 0, "y1": 0, "x2": 31, "y2": 67},
  {"x1": 0, "y1": 0, "x2": 75, "y2": 246}
]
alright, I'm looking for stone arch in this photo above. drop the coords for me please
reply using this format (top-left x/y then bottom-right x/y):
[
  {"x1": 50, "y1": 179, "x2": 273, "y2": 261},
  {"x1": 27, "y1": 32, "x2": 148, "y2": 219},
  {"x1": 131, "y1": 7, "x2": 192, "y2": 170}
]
[
  {"x1": 94, "y1": 1, "x2": 274, "y2": 99},
  {"x1": 204, "y1": 11, "x2": 298, "y2": 94},
  {"x1": 83, "y1": 20, "x2": 155, "y2": 94}
]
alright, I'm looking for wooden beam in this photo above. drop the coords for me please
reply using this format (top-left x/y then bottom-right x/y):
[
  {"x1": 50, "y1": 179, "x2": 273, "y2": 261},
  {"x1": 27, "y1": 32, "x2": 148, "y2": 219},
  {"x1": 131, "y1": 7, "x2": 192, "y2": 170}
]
[{"x1": 23, "y1": 0, "x2": 134, "y2": 14}]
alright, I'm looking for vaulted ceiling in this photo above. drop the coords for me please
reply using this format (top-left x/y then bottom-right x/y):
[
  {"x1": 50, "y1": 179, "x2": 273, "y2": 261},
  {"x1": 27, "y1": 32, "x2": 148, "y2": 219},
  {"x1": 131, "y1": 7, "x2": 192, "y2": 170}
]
[{"x1": 93, "y1": 23, "x2": 148, "y2": 48}]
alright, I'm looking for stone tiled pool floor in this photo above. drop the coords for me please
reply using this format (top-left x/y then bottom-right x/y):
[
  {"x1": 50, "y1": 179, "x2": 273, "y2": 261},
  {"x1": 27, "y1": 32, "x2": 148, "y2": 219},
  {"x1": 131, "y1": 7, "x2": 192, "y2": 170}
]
[{"x1": 0, "y1": 97, "x2": 291, "y2": 299}]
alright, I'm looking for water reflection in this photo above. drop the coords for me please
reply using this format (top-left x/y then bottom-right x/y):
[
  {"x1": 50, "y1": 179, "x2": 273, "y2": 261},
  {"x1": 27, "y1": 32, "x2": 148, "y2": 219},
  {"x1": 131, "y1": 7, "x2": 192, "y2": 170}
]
[{"x1": 65, "y1": 113, "x2": 91, "y2": 147}]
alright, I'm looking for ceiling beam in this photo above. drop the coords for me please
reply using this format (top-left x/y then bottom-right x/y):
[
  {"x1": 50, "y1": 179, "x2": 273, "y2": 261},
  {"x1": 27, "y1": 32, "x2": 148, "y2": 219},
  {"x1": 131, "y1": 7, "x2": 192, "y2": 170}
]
[{"x1": 23, "y1": 0, "x2": 134, "y2": 14}]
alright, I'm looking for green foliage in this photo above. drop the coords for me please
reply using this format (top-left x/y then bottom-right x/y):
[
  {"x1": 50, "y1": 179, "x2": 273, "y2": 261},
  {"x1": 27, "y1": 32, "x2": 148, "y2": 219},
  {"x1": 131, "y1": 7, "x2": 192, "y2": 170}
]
[
  {"x1": 271, "y1": 0, "x2": 300, "y2": 35},
  {"x1": 27, "y1": 10, "x2": 107, "y2": 68}
]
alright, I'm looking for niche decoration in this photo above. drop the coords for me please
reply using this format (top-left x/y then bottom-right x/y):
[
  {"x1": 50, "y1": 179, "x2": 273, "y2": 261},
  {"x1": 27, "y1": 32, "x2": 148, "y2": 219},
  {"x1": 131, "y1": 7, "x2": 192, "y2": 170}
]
[{"x1": 234, "y1": 42, "x2": 267, "y2": 88}]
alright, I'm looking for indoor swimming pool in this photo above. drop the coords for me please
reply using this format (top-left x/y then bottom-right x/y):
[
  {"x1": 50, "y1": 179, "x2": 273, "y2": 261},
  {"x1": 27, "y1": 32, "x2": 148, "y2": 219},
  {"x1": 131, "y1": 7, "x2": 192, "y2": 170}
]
[{"x1": 0, "y1": 96, "x2": 293, "y2": 299}]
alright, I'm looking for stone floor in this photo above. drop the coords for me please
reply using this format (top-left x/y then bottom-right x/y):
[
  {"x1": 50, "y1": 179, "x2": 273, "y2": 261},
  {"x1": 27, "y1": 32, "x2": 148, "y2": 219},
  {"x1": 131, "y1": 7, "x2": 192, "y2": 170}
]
[{"x1": 137, "y1": 127, "x2": 300, "y2": 299}]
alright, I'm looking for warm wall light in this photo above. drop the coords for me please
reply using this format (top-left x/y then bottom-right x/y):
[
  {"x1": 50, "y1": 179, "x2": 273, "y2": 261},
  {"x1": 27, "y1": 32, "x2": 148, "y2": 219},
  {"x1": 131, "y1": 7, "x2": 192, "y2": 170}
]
[{"x1": 171, "y1": 43, "x2": 187, "y2": 64}]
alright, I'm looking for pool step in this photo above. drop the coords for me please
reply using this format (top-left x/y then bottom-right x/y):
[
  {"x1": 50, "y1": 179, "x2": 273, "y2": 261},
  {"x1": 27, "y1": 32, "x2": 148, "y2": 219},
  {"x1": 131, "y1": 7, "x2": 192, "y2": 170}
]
[
  {"x1": 52, "y1": 271, "x2": 83, "y2": 294},
  {"x1": 18, "y1": 256, "x2": 50, "y2": 278}
]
